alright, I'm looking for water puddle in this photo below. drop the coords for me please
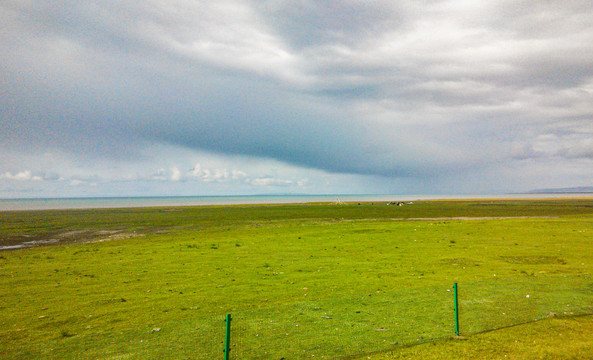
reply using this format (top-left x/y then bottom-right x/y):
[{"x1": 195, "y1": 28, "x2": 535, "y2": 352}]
[{"x1": 0, "y1": 239, "x2": 59, "y2": 251}]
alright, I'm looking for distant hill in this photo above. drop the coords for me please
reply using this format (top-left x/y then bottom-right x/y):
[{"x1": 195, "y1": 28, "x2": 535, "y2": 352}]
[{"x1": 528, "y1": 186, "x2": 593, "y2": 194}]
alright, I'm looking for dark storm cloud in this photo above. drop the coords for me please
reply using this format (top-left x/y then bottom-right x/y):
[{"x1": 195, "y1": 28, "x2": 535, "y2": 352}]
[
  {"x1": 132, "y1": 78, "x2": 442, "y2": 177},
  {"x1": 1, "y1": 0, "x2": 593, "y2": 193}
]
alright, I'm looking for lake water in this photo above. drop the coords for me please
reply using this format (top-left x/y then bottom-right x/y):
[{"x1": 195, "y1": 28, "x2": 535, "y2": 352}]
[{"x1": 1, "y1": 193, "x2": 592, "y2": 211}]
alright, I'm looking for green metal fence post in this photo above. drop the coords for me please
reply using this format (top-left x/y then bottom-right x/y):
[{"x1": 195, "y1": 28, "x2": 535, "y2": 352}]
[
  {"x1": 224, "y1": 314, "x2": 231, "y2": 360},
  {"x1": 453, "y1": 283, "x2": 460, "y2": 336}
]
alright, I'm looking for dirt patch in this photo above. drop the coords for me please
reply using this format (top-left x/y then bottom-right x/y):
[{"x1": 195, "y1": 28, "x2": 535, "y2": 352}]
[
  {"x1": 58, "y1": 230, "x2": 94, "y2": 237},
  {"x1": 0, "y1": 229, "x2": 145, "y2": 251},
  {"x1": 92, "y1": 232, "x2": 144, "y2": 243}
]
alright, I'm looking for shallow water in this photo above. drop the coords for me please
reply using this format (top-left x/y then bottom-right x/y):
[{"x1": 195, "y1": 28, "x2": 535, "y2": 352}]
[{"x1": 0, "y1": 238, "x2": 58, "y2": 251}]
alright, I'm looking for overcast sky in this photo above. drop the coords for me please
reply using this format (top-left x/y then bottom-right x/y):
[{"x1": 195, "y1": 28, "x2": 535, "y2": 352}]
[{"x1": 1, "y1": 0, "x2": 593, "y2": 198}]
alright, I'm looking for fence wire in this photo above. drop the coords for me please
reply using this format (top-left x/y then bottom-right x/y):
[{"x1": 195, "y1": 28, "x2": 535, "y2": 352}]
[
  {"x1": 5, "y1": 315, "x2": 225, "y2": 360},
  {"x1": 4, "y1": 275, "x2": 593, "y2": 359},
  {"x1": 231, "y1": 284, "x2": 452, "y2": 359},
  {"x1": 459, "y1": 274, "x2": 593, "y2": 335}
]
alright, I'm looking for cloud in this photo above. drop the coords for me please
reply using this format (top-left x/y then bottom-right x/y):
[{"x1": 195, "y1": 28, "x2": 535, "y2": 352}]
[
  {"x1": 0, "y1": 170, "x2": 43, "y2": 181},
  {"x1": 251, "y1": 177, "x2": 293, "y2": 187},
  {"x1": 170, "y1": 167, "x2": 182, "y2": 181},
  {"x1": 559, "y1": 140, "x2": 593, "y2": 159},
  {"x1": 189, "y1": 163, "x2": 248, "y2": 183},
  {"x1": 190, "y1": 164, "x2": 226, "y2": 182},
  {"x1": 70, "y1": 179, "x2": 87, "y2": 186},
  {"x1": 1, "y1": 1, "x2": 593, "y2": 196},
  {"x1": 151, "y1": 169, "x2": 168, "y2": 181},
  {"x1": 231, "y1": 170, "x2": 247, "y2": 180}
]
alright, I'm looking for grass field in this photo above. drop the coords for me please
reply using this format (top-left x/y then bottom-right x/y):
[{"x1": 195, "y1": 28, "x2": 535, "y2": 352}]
[{"x1": 1, "y1": 199, "x2": 593, "y2": 359}]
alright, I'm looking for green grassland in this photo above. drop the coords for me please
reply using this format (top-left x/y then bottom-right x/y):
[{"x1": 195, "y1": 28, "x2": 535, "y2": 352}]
[
  {"x1": 368, "y1": 314, "x2": 593, "y2": 360},
  {"x1": 1, "y1": 199, "x2": 593, "y2": 359}
]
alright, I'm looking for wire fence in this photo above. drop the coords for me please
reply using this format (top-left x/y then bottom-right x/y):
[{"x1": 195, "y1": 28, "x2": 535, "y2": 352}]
[{"x1": 4, "y1": 275, "x2": 593, "y2": 359}]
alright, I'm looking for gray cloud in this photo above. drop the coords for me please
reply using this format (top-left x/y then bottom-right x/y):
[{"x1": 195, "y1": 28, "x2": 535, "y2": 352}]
[
  {"x1": 2, "y1": 0, "x2": 593, "y2": 196},
  {"x1": 250, "y1": 0, "x2": 407, "y2": 49}
]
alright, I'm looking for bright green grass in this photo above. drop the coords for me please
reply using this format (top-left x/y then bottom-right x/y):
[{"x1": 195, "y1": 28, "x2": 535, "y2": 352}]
[
  {"x1": 1, "y1": 200, "x2": 593, "y2": 359},
  {"x1": 363, "y1": 314, "x2": 593, "y2": 360}
]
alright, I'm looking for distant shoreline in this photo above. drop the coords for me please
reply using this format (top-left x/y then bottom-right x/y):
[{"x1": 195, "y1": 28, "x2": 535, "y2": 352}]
[{"x1": 2, "y1": 193, "x2": 593, "y2": 211}]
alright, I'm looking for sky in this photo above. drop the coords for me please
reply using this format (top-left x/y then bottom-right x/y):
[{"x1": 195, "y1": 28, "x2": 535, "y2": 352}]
[{"x1": 1, "y1": 0, "x2": 593, "y2": 198}]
